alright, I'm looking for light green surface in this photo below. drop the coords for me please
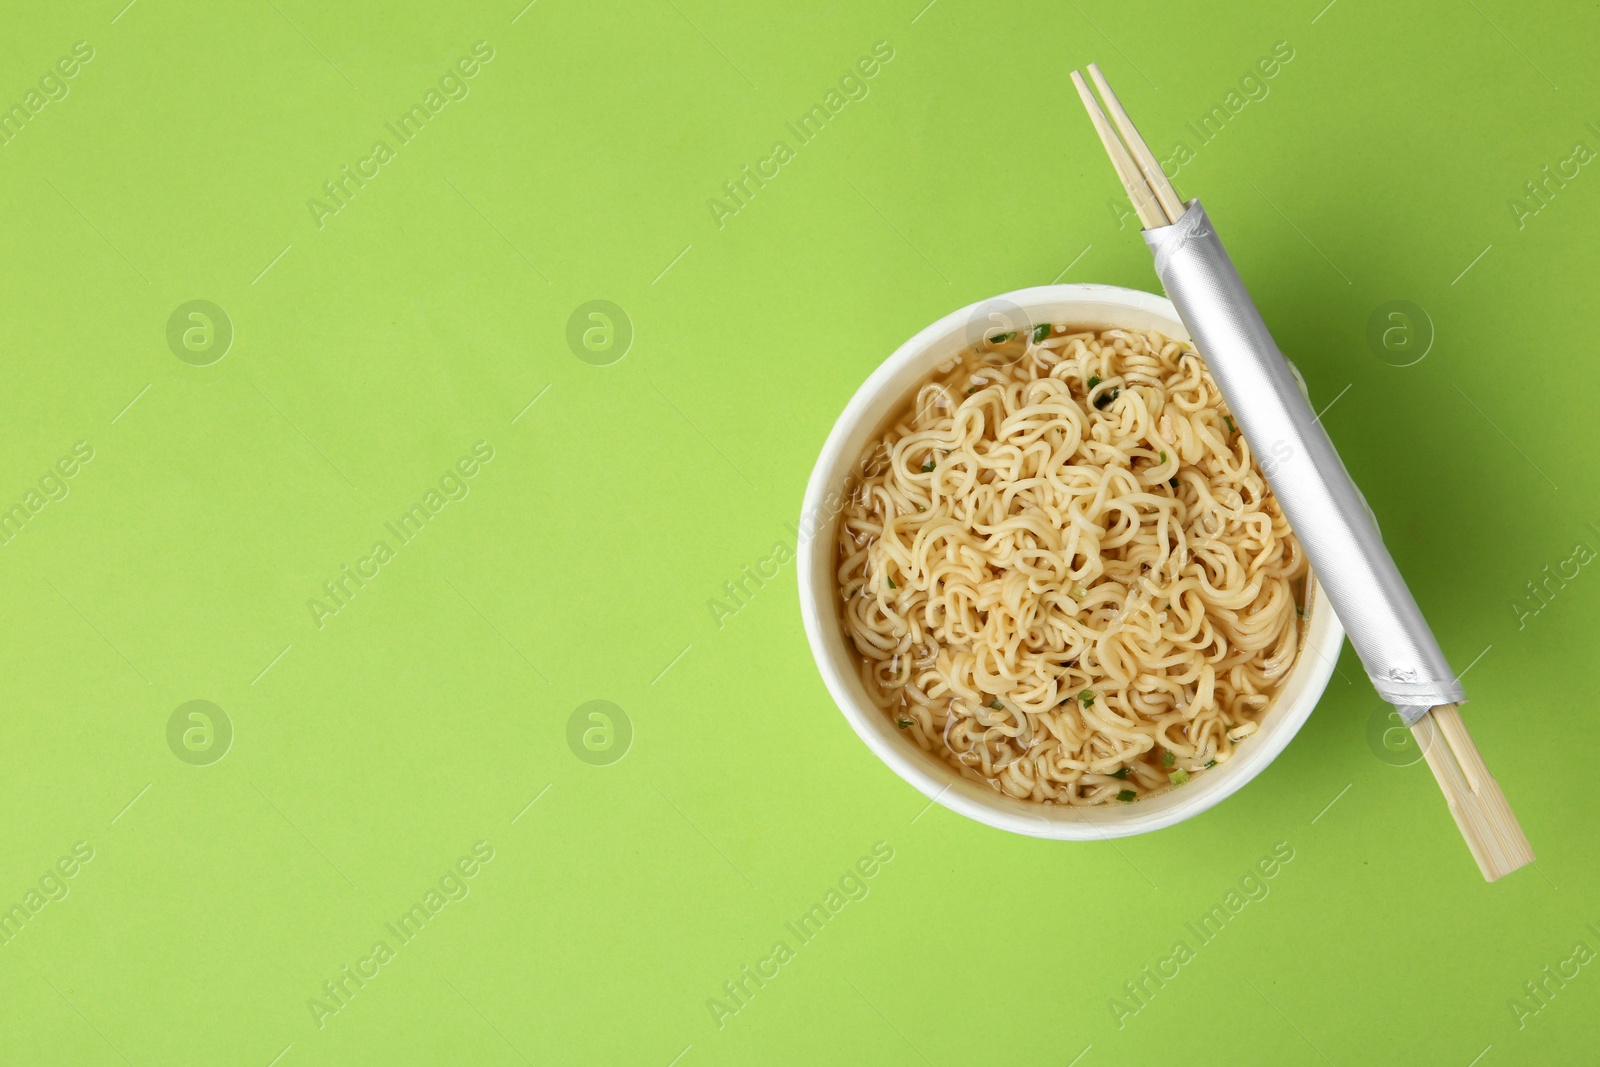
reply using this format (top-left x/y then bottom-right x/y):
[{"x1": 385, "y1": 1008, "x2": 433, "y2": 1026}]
[{"x1": 2, "y1": 1, "x2": 1597, "y2": 1063}]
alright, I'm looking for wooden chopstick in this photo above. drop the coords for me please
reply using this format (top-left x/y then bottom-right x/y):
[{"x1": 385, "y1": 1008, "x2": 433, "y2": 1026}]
[
  {"x1": 1072, "y1": 64, "x2": 1537, "y2": 882},
  {"x1": 1414, "y1": 704, "x2": 1535, "y2": 881},
  {"x1": 1069, "y1": 70, "x2": 1164, "y2": 230},
  {"x1": 1085, "y1": 63, "x2": 1185, "y2": 224}
]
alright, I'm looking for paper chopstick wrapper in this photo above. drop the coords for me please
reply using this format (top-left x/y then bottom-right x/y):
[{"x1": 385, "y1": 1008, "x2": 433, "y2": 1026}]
[{"x1": 1143, "y1": 200, "x2": 1463, "y2": 724}]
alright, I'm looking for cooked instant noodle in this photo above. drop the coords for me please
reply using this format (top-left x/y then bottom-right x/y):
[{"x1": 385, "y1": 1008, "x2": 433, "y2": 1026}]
[{"x1": 835, "y1": 324, "x2": 1306, "y2": 806}]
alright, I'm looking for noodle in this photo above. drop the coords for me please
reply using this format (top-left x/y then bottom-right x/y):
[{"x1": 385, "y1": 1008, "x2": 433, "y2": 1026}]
[{"x1": 835, "y1": 324, "x2": 1306, "y2": 806}]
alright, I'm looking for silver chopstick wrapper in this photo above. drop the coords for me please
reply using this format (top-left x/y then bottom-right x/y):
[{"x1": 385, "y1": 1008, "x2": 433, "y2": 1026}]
[{"x1": 1143, "y1": 200, "x2": 1463, "y2": 725}]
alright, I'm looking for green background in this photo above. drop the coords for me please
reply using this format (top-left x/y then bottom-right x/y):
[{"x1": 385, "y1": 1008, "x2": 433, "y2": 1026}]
[{"x1": 2, "y1": 0, "x2": 1596, "y2": 1063}]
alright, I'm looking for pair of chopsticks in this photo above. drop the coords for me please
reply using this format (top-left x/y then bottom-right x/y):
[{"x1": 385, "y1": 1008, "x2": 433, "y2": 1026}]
[{"x1": 1071, "y1": 64, "x2": 1535, "y2": 881}]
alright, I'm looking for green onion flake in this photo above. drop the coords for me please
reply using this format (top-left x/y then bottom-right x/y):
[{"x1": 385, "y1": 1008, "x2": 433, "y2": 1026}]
[
  {"x1": 1078, "y1": 689, "x2": 1095, "y2": 707},
  {"x1": 1162, "y1": 750, "x2": 1175, "y2": 767},
  {"x1": 1111, "y1": 767, "x2": 1130, "y2": 780},
  {"x1": 897, "y1": 717, "x2": 914, "y2": 729},
  {"x1": 1205, "y1": 759, "x2": 1217, "y2": 768},
  {"x1": 1159, "y1": 451, "x2": 1168, "y2": 463},
  {"x1": 989, "y1": 699, "x2": 1004, "y2": 711},
  {"x1": 1032, "y1": 323, "x2": 1051, "y2": 343},
  {"x1": 990, "y1": 331, "x2": 1014, "y2": 344},
  {"x1": 1170, "y1": 768, "x2": 1191, "y2": 785},
  {"x1": 887, "y1": 577, "x2": 896, "y2": 589},
  {"x1": 1224, "y1": 416, "x2": 1236, "y2": 433},
  {"x1": 1087, "y1": 375, "x2": 1102, "y2": 389},
  {"x1": 1116, "y1": 789, "x2": 1137, "y2": 802},
  {"x1": 921, "y1": 460, "x2": 935, "y2": 472}
]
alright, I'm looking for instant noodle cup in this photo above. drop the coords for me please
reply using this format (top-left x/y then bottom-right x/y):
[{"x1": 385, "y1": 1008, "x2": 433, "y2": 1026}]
[{"x1": 797, "y1": 284, "x2": 1345, "y2": 839}]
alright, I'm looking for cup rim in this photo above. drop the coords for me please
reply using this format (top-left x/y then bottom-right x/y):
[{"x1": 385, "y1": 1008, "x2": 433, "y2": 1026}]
[{"x1": 797, "y1": 283, "x2": 1345, "y2": 839}]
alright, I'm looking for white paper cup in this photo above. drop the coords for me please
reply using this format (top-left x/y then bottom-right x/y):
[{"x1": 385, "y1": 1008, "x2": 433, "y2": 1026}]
[{"x1": 797, "y1": 284, "x2": 1344, "y2": 839}]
